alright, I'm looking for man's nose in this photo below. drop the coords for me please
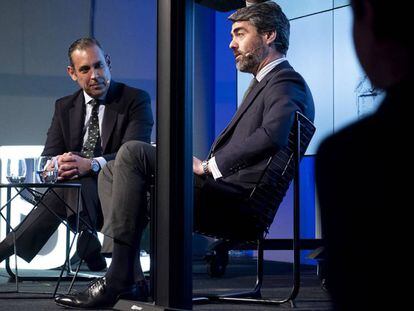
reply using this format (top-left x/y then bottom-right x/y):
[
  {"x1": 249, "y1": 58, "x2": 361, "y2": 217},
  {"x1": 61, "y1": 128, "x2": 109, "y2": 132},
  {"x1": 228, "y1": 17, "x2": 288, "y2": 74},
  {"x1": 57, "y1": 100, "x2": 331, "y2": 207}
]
[
  {"x1": 229, "y1": 39, "x2": 237, "y2": 50},
  {"x1": 91, "y1": 68, "x2": 100, "y2": 79}
]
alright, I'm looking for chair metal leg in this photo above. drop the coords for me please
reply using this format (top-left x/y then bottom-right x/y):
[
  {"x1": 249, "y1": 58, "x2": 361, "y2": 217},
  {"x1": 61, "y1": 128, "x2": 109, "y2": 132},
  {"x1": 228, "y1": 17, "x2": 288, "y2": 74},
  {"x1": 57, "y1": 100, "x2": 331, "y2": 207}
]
[
  {"x1": 194, "y1": 238, "x2": 300, "y2": 306},
  {"x1": 52, "y1": 229, "x2": 79, "y2": 297},
  {"x1": 66, "y1": 258, "x2": 84, "y2": 294},
  {"x1": 54, "y1": 187, "x2": 97, "y2": 296}
]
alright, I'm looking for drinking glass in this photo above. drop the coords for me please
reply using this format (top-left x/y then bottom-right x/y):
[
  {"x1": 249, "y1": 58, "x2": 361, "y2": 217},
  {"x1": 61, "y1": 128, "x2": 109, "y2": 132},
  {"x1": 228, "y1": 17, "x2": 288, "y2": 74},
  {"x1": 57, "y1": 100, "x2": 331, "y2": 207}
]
[
  {"x1": 6, "y1": 158, "x2": 27, "y2": 183},
  {"x1": 36, "y1": 156, "x2": 58, "y2": 183}
]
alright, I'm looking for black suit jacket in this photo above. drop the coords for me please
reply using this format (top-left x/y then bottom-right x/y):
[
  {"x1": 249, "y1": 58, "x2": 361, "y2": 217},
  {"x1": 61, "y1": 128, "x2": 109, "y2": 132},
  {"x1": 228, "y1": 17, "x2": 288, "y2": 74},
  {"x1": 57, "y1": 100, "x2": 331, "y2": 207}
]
[
  {"x1": 212, "y1": 61, "x2": 315, "y2": 189},
  {"x1": 42, "y1": 80, "x2": 153, "y2": 160},
  {"x1": 315, "y1": 80, "x2": 410, "y2": 310}
]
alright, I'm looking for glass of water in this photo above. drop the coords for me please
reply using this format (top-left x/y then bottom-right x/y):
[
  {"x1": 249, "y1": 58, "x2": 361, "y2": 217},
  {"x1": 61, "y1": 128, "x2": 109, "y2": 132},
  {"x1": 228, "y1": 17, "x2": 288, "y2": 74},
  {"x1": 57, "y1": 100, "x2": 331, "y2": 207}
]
[
  {"x1": 6, "y1": 158, "x2": 27, "y2": 183},
  {"x1": 36, "y1": 156, "x2": 58, "y2": 183}
]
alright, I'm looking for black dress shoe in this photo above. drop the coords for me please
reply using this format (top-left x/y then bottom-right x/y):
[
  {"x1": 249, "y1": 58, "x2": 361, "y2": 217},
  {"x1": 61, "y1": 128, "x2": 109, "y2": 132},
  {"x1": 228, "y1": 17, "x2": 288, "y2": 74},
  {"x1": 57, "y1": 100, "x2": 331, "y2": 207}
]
[
  {"x1": 77, "y1": 230, "x2": 107, "y2": 271},
  {"x1": 55, "y1": 277, "x2": 148, "y2": 309}
]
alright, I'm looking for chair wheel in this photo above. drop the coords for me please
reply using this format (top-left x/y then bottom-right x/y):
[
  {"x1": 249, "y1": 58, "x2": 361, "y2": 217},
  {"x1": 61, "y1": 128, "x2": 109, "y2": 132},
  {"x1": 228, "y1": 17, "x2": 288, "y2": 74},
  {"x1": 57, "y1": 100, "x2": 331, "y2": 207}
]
[{"x1": 206, "y1": 250, "x2": 228, "y2": 277}]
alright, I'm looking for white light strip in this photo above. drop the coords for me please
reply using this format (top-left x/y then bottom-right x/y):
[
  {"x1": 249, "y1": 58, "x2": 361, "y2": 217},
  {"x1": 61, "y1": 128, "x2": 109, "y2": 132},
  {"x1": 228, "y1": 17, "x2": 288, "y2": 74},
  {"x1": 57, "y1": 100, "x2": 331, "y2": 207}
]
[{"x1": 0, "y1": 145, "x2": 44, "y2": 159}]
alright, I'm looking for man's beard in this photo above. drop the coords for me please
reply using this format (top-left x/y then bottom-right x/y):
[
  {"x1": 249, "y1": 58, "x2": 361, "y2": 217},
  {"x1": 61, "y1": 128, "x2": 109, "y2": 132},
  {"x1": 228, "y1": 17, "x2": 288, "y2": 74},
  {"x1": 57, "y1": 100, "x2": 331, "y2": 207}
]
[{"x1": 235, "y1": 46, "x2": 264, "y2": 73}]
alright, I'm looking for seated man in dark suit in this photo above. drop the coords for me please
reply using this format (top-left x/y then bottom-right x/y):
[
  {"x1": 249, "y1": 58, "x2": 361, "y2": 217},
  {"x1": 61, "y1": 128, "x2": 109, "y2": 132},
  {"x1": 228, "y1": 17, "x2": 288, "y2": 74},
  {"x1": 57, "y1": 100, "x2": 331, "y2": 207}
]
[
  {"x1": 315, "y1": 1, "x2": 413, "y2": 310},
  {"x1": 0, "y1": 38, "x2": 154, "y2": 271},
  {"x1": 55, "y1": 2, "x2": 314, "y2": 308}
]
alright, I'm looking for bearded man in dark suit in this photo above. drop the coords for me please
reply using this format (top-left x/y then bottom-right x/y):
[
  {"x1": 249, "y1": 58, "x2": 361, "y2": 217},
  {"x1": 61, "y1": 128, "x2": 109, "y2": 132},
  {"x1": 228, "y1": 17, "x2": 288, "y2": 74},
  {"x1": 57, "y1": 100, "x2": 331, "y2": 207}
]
[
  {"x1": 0, "y1": 38, "x2": 153, "y2": 271},
  {"x1": 55, "y1": 2, "x2": 314, "y2": 308}
]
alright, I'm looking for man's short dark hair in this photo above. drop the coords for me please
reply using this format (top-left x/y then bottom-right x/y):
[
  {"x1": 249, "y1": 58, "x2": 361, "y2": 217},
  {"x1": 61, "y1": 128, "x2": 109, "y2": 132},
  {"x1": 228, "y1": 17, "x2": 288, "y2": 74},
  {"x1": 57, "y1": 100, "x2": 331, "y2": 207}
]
[
  {"x1": 68, "y1": 37, "x2": 104, "y2": 67},
  {"x1": 228, "y1": 1, "x2": 290, "y2": 55}
]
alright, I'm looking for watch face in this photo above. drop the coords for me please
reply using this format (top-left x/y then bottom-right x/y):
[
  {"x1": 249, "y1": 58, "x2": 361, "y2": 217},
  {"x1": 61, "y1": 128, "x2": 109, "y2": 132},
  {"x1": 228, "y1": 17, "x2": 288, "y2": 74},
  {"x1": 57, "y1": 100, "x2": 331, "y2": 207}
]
[{"x1": 91, "y1": 160, "x2": 100, "y2": 172}]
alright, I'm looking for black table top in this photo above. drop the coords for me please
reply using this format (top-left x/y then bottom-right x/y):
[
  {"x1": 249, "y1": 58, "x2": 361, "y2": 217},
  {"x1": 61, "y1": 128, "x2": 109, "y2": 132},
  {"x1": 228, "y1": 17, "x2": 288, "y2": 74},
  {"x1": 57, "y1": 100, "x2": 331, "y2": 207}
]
[{"x1": 0, "y1": 182, "x2": 81, "y2": 188}]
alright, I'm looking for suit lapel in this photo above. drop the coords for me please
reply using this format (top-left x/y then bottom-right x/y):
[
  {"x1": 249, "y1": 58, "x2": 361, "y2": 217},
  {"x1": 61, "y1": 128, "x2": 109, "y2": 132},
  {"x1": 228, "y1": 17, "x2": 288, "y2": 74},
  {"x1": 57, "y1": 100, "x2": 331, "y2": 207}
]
[
  {"x1": 101, "y1": 82, "x2": 119, "y2": 152},
  {"x1": 224, "y1": 80, "x2": 265, "y2": 132},
  {"x1": 69, "y1": 92, "x2": 85, "y2": 151},
  {"x1": 209, "y1": 81, "x2": 266, "y2": 156},
  {"x1": 101, "y1": 106, "x2": 117, "y2": 152}
]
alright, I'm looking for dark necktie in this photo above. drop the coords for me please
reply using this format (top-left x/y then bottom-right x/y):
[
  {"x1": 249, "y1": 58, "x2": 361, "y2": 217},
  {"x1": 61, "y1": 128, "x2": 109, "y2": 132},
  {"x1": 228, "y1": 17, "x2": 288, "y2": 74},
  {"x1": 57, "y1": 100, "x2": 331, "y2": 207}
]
[
  {"x1": 81, "y1": 99, "x2": 102, "y2": 158},
  {"x1": 241, "y1": 77, "x2": 258, "y2": 103}
]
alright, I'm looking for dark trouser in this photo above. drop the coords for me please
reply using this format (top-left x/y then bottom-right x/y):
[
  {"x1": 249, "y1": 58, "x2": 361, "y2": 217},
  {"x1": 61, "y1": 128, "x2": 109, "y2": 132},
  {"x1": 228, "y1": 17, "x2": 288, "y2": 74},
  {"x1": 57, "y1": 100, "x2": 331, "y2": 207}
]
[
  {"x1": 0, "y1": 176, "x2": 102, "y2": 263},
  {"x1": 98, "y1": 140, "x2": 260, "y2": 255}
]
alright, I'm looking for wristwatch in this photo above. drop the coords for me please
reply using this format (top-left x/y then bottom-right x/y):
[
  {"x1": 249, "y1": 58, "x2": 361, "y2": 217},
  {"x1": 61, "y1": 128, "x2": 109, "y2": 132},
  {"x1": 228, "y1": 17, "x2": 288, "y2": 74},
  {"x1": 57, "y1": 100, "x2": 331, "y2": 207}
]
[
  {"x1": 201, "y1": 160, "x2": 209, "y2": 175},
  {"x1": 90, "y1": 159, "x2": 101, "y2": 174}
]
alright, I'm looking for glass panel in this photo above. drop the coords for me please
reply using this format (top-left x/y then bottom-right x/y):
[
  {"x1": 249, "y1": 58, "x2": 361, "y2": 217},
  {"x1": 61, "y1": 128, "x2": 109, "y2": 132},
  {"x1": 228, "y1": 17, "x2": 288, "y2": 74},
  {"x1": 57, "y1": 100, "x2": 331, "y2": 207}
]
[
  {"x1": 334, "y1": 0, "x2": 351, "y2": 7},
  {"x1": 276, "y1": 0, "x2": 333, "y2": 19},
  {"x1": 333, "y1": 6, "x2": 364, "y2": 131},
  {"x1": 287, "y1": 12, "x2": 334, "y2": 155}
]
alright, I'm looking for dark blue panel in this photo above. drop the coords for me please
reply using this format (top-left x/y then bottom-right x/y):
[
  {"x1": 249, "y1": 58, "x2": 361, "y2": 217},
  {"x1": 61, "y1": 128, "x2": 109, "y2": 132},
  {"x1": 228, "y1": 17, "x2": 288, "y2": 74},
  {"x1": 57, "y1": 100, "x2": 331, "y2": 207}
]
[
  {"x1": 300, "y1": 156, "x2": 316, "y2": 239},
  {"x1": 214, "y1": 11, "x2": 237, "y2": 136},
  {"x1": 300, "y1": 156, "x2": 317, "y2": 265},
  {"x1": 193, "y1": 5, "x2": 216, "y2": 157}
]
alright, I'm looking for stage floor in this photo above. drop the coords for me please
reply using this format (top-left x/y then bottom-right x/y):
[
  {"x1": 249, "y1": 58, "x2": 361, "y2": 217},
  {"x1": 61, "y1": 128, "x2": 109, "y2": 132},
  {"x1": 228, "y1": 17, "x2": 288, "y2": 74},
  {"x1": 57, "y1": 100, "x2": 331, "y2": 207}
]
[{"x1": 0, "y1": 258, "x2": 332, "y2": 310}]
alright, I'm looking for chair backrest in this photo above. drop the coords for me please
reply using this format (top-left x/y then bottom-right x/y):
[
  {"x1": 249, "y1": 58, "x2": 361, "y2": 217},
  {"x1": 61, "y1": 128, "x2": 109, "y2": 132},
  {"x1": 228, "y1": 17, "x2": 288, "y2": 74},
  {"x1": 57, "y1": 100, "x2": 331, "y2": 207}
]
[{"x1": 249, "y1": 111, "x2": 316, "y2": 233}]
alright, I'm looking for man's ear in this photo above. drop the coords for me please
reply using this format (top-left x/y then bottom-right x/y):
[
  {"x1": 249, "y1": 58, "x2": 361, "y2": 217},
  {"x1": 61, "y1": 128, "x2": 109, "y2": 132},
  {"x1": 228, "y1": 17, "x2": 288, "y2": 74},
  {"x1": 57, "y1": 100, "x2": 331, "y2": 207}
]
[
  {"x1": 67, "y1": 66, "x2": 77, "y2": 81},
  {"x1": 105, "y1": 54, "x2": 112, "y2": 70},
  {"x1": 265, "y1": 31, "x2": 276, "y2": 46}
]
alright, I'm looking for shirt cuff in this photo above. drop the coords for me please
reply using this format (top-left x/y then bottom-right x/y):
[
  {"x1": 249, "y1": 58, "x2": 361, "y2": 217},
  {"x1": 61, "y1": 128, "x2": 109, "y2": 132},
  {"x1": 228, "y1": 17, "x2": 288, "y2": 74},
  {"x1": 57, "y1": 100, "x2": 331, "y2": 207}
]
[
  {"x1": 209, "y1": 157, "x2": 223, "y2": 180},
  {"x1": 94, "y1": 156, "x2": 107, "y2": 169}
]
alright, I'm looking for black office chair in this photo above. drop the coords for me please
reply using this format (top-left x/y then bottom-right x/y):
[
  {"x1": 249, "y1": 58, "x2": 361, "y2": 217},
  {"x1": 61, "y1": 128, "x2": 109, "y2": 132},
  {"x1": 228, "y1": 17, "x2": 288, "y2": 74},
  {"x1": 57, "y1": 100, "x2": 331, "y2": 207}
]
[{"x1": 193, "y1": 111, "x2": 317, "y2": 306}]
